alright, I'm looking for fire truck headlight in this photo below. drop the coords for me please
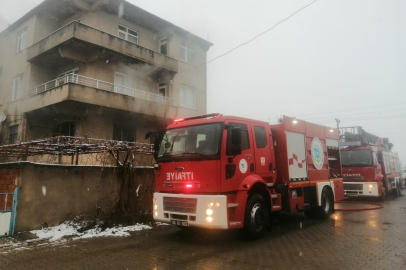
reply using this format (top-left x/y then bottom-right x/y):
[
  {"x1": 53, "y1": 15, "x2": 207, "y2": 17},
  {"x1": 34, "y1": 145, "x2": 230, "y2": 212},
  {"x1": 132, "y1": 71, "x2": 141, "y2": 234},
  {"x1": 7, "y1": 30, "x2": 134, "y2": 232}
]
[
  {"x1": 154, "y1": 211, "x2": 158, "y2": 217},
  {"x1": 208, "y1": 202, "x2": 214, "y2": 208},
  {"x1": 206, "y1": 216, "x2": 213, "y2": 223},
  {"x1": 206, "y1": 209, "x2": 213, "y2": 216},
  {"x1": 154, "y1": 204, "x2": 158, "y2": 210},
  {"x1": 369, "y1": 185, "x2": 373, "y2": 188},
  {"x1": 215, "y1": 202, "x2": 220, "y2": 207}
]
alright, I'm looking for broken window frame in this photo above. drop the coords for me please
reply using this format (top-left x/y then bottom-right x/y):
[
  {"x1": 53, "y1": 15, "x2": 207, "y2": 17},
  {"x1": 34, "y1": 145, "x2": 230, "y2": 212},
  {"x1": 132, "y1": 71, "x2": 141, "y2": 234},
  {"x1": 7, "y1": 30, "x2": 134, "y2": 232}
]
[
  {"x1": 158, "y1": 82, "x2": 167, "y2": 97},
  {"x1": 159, "y1": 37, "x2": 168, "y2": 55}
]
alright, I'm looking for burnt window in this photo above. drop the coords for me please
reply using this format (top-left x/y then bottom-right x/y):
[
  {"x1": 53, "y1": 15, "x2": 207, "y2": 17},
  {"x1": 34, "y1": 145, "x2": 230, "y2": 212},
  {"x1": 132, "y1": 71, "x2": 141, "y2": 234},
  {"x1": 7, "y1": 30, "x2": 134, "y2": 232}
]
[
  {"x1": 53, "y1": 122, "x2": 75, "y2": 137},
  {"x1": 254, "y1": 126, "x2": 267, "y2": 148},
  {"x1": 226, "y1": 122, "x2": 250, "y2": 155},
  {"x1": 160, "y1": 38, "x2": 168, "y2": 55},
  {"x1": 9, "y1": 125, "x2": 19, "y2": 144},
  {"x1": 158, "y1": 82, "x2": 167, "y2": 97},
  {"x1": 113, "y1": 125, "x2": 135, "y2": 142}
]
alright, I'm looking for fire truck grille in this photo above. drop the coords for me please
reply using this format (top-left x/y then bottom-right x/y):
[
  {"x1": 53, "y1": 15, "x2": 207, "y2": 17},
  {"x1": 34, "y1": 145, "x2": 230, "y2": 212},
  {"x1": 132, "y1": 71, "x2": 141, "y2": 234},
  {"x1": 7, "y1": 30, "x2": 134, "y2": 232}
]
[
  {"x1": 163, "y1": 197, "x2": 197, "y2": 214},
  {"x1": 344, "y1": 183, "x2": 363, "y2": 191}
]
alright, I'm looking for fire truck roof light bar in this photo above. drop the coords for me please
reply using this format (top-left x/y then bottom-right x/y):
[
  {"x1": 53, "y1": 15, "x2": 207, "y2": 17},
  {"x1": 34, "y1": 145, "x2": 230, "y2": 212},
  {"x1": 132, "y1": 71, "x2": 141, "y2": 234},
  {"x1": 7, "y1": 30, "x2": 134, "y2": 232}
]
[{"x1": 172, "y1": 113, "x2": 223, "y2": 124}]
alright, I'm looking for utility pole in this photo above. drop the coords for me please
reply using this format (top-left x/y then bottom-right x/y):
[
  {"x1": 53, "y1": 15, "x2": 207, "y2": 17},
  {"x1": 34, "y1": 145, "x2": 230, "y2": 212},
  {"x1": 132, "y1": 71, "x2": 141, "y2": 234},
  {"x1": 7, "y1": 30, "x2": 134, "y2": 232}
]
[{"x1": 335, "y1": 118, "x2": 340, "y2": 130}]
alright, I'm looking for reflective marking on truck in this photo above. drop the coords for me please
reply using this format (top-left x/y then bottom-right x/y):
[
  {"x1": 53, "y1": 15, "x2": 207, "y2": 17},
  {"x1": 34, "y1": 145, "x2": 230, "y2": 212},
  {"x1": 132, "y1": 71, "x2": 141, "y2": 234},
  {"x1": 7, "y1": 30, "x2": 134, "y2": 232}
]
[{"x1": 166, "y1": 172, "x2": 194, "y2": 180}]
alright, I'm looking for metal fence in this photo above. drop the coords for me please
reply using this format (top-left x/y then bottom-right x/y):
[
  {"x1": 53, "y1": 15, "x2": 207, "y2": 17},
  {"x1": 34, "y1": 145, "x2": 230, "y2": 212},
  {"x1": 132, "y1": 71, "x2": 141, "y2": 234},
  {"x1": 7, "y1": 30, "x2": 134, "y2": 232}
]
[{"x1": 25, "y1": 74, "x2": 176, "y2": 106}]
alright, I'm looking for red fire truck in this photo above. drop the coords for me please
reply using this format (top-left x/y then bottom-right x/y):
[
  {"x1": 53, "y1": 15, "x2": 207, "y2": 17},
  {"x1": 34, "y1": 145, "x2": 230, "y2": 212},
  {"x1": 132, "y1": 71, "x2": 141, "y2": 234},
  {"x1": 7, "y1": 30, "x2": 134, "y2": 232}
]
[
  {"x1": 150, "y1": 114, "x2": 344, "y2": 239},
  {"x1": 339, "y1": 126, "x2": 402, "y2": 200}
]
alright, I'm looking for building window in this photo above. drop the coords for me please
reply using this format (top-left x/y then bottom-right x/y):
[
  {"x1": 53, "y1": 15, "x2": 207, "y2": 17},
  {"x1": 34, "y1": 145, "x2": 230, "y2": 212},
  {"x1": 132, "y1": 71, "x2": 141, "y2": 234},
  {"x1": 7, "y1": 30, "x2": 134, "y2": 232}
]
[
  {"x1": 114, "y1": 72, "x2": 137, "y2": 95},
  {"x1": 113, "y1": 125, "x2": 135, "y2": 142},
  {"x1": 158, "y1": 82, "x2": 167, "y2": 97},
  {"x1": 180, "y1": 42, "x2": 195, "y2": 65},
  {"x1": 118, "y1": 25, "x2": 138, "y2": 44},
  {"x1": 53, "y1": 122, "x2": 75, "y2": 137},
  {"x1": 9, "y1": 125, "x2": 19, "y2": 144},
  {"x1": 179, "y1": 85, "x2": 195, "y2": 109},
  {"x1": 16, "y1": 28, "x2": 27, "y2": 53},
  {"x1": 159, "y1": 38, "x2": 168, "y2": 55},
  {"x1": 12, "y1": 74, "x2": 24, "y2": 101}
]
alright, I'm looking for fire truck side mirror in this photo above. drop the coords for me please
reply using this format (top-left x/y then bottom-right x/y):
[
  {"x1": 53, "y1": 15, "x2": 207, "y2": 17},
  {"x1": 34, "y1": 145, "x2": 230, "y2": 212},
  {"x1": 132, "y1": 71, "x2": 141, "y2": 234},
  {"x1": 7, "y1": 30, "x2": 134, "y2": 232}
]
[
  {"x1": 231, "y1": 127, "x2": 242, "y2": 156},
  {"x1": 153, "y1": 138, "x2": 160, "y2": 160},
  {"x1": 232, "y1": 127, "x2": 242, "y2": 145}
]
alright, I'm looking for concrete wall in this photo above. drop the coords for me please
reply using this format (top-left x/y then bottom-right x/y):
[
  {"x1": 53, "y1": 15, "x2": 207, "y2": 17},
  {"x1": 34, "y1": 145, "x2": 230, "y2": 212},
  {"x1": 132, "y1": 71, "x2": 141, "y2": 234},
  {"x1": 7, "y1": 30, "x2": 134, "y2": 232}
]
[{"x1": 0, "y1": 162, "x2": 155, "y2": 232}]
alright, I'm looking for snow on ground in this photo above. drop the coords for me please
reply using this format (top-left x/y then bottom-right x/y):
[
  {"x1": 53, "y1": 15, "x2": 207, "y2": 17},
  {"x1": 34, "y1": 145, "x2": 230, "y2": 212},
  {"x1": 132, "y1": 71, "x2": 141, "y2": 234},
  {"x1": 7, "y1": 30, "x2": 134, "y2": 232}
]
[{"x1": 30, "y1": 222, "x2": 152, "y2": 242}]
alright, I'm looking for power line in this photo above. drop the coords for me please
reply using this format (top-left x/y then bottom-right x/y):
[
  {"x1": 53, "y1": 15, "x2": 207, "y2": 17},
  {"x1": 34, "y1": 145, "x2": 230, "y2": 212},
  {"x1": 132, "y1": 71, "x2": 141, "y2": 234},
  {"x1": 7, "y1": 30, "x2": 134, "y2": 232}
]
[{"x1": 179, "y1": 0, "x2": 318, "y2": 74}]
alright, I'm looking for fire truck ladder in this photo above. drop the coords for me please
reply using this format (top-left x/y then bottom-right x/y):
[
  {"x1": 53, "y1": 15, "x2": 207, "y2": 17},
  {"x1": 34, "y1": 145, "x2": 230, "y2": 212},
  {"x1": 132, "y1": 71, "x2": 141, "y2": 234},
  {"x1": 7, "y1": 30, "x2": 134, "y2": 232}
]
[{"x1": 339, "y1": 126, "x2": 391, "y2": 150}]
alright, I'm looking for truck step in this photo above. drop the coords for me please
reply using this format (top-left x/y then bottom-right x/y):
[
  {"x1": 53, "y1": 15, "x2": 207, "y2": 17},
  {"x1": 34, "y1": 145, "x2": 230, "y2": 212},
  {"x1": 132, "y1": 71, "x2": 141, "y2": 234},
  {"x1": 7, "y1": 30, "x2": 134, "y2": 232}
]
[
  {"x1": 271, "y1": 194, "x2": 278, "y2": 199},
  {"x1": 272, "y1": 205, "x2": 281, "y2": 209}
]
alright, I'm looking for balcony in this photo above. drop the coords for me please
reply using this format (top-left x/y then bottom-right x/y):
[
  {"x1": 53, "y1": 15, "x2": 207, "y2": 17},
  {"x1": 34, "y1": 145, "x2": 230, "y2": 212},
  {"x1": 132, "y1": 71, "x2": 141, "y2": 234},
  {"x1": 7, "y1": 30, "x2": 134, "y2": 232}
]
[
  {"x1": 13, "y1": 74, "x2": 177, "y2": 118},
  {"x1": 27, "y1": 21, "x2": 178, "y2": 73}
]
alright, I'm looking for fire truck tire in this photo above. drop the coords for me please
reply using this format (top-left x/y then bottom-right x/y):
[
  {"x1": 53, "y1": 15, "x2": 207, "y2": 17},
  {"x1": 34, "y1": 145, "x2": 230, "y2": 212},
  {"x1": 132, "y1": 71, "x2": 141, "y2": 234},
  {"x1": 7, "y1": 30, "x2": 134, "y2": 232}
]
[
  {"x1": 244, "y1": 194, "x2": 268, "y2": 240},
  {"x1": 316, "y1": 188, "x2": 333, "y2": 219}
]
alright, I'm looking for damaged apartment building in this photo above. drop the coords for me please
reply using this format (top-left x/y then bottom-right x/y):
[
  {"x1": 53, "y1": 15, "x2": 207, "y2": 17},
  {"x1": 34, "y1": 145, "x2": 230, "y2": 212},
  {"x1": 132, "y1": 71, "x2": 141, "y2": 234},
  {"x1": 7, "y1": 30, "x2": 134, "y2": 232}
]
[{"x1": 0, "y1": 0, "x2": 212, "y2": 148}]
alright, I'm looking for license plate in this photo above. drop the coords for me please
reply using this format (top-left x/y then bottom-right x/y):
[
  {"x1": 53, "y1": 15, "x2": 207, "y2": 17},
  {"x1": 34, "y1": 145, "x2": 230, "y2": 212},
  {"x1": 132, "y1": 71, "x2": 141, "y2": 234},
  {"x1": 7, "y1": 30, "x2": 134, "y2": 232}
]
[{"x1": 171, "y1": 220, "x2": 188, "y2": 226}]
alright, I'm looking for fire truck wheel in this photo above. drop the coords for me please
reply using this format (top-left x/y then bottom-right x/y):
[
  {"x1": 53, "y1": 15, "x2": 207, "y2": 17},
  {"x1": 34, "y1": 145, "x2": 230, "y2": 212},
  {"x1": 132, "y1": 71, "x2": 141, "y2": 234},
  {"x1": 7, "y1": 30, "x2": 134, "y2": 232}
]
[
  {"x1": 244, "y1": 194, "x2": 268, "y2": 240},
  {"x1": 317, "y1": 188, "x2": 332, "y2": 219}
]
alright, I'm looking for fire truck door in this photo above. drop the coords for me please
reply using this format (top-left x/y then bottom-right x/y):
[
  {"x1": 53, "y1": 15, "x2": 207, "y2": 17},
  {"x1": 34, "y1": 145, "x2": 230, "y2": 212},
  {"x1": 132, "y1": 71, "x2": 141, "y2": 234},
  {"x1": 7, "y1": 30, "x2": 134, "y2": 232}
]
[
  {"x1": 251, "y1": 124, "x2": 274, "y2": 177},
  {"x1": 220, "y1": 121, "x2": 255, "y2": 192}
]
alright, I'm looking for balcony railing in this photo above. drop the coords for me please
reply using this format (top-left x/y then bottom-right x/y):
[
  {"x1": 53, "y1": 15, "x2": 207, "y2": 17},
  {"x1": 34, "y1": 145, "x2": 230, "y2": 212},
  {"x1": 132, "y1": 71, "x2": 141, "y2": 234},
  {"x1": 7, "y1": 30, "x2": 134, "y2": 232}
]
[{"x1": 23, "y1": 74, "x2": 176, "y2": 106}]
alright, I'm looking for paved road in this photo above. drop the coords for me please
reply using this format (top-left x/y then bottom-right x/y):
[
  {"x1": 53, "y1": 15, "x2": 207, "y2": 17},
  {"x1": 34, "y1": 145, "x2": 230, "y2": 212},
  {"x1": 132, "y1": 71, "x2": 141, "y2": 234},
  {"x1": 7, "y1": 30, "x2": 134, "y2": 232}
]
[{"x1": 1, "y1": 196, "x2": 405, "y2": 270}]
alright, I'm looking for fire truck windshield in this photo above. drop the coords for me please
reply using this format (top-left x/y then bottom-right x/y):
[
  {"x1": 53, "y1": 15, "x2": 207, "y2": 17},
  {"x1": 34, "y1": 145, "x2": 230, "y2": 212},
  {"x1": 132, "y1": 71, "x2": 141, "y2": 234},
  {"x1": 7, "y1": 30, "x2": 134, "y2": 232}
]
[
  {"x1": 157, "y1": 123, "x2": 222, "y2": 161},
  {"x1": 340, "y1": 149, "x2": 373, "y2": 167}
]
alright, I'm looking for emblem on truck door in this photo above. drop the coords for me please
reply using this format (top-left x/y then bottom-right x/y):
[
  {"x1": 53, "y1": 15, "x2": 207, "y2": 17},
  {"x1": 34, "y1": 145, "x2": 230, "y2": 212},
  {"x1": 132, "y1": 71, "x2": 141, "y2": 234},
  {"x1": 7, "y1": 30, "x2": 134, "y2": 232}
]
[
  {"x1": 311, "y1": 137, "x2": 324, "y2": 170},
  {"x1": 239, "y1": 159, "x2": 248, "y2": 174},
  {"x1": 175, "y1": 166, "x2": 184, "y2": 171}
]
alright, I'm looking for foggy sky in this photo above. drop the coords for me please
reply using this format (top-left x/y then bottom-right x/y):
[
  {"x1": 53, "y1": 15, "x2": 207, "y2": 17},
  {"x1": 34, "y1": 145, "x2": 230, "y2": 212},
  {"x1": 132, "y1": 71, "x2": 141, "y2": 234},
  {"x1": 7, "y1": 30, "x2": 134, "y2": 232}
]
[{"x1": 1, "y1": 0, "x2": 405, "y2": 165}]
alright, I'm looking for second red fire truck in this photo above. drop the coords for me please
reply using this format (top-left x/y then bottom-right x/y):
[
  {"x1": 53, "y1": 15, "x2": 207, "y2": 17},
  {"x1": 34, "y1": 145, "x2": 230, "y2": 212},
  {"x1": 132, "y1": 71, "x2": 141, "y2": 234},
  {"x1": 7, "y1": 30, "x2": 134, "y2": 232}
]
[
  {"x1": 150, "y1": 114, "x2": 344, "y2": 239},
  {"x1": 339, "y1": 126, "x2": 403, "y2": 200}
]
